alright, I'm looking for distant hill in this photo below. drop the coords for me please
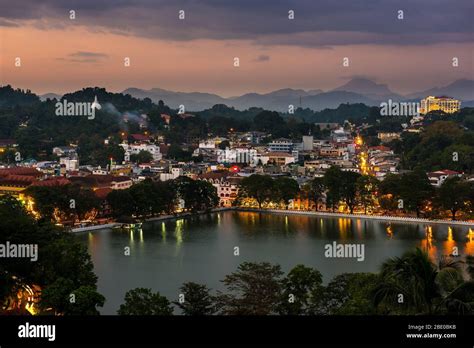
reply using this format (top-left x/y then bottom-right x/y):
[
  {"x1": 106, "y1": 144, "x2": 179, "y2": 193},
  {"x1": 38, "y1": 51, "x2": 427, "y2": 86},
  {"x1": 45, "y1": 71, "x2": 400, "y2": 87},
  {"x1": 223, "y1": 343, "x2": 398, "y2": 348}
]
[
  {"x1": 332, "y1": 78, "x2": 401, "y2": 99},
  {"x1": 40, "y1": 93, "x2": 62, "y2": 101},
  {"x1": 123, "y1": 86, "x2": 375, "y2": 112},
  {"x1": 0, "y1": 85, "x2": 40, "y2": 108},
  {"x1": 407, "y1": 79, "x2": 474, "y2": 101}
]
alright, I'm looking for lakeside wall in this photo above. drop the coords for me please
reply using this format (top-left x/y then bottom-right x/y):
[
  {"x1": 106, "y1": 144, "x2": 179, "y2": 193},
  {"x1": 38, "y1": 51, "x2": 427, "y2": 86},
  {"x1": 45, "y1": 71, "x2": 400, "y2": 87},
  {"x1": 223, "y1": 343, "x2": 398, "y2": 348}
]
[{"x1": 237, "y1": 208, "x2": 474, "y2": 227}]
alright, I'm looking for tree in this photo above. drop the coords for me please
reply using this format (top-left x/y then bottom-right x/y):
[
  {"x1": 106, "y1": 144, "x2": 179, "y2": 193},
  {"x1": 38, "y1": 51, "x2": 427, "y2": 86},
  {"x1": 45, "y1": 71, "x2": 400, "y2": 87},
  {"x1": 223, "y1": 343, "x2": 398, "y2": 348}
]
[
  {"x1": 216, "y1": 262, "x2": 283, "y2": 315},
  {"x1": 319, "y1": 273, "x2": 378, "y2": 315},
  {"x1": 218, "y1": 140, "x2": 230, "y2": 150},
  {"x1": 436, "y1": 177, "x2": 472, "y2": 220},
  {"x1": 174, "y1": 282, "x2": 216, "y2": 315},
  {"x1": 399, "y1": 170, "x2": 434, "y2": 217},
  {"x1": 118, "y1": 288, "x2": 174, "y2": 315},
  {"x1": 340, "y1": 171, "x2": 361, "y2": 214},
  {"x1": 173, "y1": 177, "x2": 218, "y2": 212},
  {"x1": 278, "y1": 265, "x2": 323, "y2": 315},
  {"x1": 302, "y1": 177, "x2": 325, "y2": 211},
  {"x1": 357, "y1": 175, "x2": 379, "y2": 214},
  {"x1": 372, "y1": 248, "x2": 474, "y2": 315},
  {"x1": 130, "y1": 150, "x2": 153, "y2": 164},
  {"x1": 323, "y1": 166, "x2": 343, "y2": 212},
  {"x1": 0, "y1": 195, "x2": 104, "y2": 315},
  {"x1": 274, "y1": 177, "x2": 300, "y2": 209},
  {"x1": 238, "y1": 175, "x2": 274, "y2": 209},
  {"x1": 107, "y1": 189, "x2": 135, "y2": 218}
]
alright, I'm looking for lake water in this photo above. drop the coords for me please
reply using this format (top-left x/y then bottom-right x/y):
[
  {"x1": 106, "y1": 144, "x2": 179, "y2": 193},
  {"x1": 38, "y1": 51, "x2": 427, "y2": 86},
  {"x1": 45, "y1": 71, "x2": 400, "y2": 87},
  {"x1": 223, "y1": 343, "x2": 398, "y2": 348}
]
[{"x1": 77, "y1": 211, "x2": 473, "y2": 314}]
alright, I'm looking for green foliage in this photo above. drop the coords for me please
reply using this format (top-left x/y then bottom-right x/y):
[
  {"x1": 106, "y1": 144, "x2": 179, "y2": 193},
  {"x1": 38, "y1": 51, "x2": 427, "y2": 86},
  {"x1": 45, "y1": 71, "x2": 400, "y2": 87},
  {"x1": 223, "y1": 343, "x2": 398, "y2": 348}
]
[
  {"x1": 372, "y1": 248, "x2": 474, "y2": 315},
  {"x1": 278, "y1": 265, "x2": 323, "y2": 315},
  {"x1": 108, "y1": 179, "x2": 176, "y2": 218},
  {"x1": 273, "y1": 177, "x2": 300, "y2": 208},
  {"x1": 173, "y1": 176, "x2": 219, "y2": 212},
  {"x1": 238, "y1": 174, "x2": 275, "y2": 208},
  {"x1": 435, "y1": 177, "x2": 472, "y2": 220},
  {"x1": 174, "y1": 282, "x2": 216, "y2": 315},
  {"x1": 26, "y1": 184, "x2": 101, "y2": 223},
  {"x1": 118, "y1": 288, "x2": 173, "y2": 315},
  {"x1": 0, "y1": 195, "x2": 103, "y2": 315},
  {"x1": 216, "y1": 262, "x2": 284, "y2": 315},
  {"x1": 399, "y1": 121, "x2": 474, "y2": 173}
]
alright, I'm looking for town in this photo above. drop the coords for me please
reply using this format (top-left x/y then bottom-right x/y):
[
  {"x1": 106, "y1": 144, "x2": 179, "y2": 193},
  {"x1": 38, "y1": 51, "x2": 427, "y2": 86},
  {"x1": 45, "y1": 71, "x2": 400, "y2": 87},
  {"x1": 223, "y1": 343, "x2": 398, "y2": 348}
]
[{"x1": 0, "y1": 88, "x2": 472, "y2": 228}]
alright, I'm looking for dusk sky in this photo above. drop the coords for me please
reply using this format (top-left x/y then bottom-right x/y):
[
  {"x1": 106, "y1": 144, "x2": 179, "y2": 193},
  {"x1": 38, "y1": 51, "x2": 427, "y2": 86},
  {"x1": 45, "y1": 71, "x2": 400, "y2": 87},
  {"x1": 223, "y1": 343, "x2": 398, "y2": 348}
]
[{"x1": 1, "y1": 0, "x2": 473, "y2": 96}]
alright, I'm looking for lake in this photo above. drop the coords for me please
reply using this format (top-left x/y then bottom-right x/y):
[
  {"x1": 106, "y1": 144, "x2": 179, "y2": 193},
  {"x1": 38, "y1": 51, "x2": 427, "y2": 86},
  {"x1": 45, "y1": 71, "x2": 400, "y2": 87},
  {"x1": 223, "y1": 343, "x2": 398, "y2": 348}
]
[{"x1": 77, "y1": 211, "x2": 473, "y2": 314}]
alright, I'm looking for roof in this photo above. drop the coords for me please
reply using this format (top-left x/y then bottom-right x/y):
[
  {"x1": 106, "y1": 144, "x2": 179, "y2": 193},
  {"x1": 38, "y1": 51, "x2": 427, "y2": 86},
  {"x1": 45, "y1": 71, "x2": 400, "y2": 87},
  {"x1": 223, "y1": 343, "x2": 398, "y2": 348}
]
[
  {"x1": 0, "y1": 175, "x2": 37, "y2": 186},
  {"x1": 130, "y1": 134, "x2": 150, "y2": 141},
  {"x1": 199, "y1": 170, "x2": 230, "y2": 180},
  {"x1": 369, "y1": 145, "x2": 391, "y2": 152},
  {"x1": 0, "y1": 167, "x2": 42, "y2": 178},
  {"x1": 31, "y1": 178, "x2": 70, "y2": 187},
  {"x1": 94, "y1": 187, "x2": 112, "y2": 199},
  {"x1": 69, "y1": 175, "x2": 131, "y2": 187},
  {"x1": 265, "y1": 152, "x2": 294, "y2": 157}
]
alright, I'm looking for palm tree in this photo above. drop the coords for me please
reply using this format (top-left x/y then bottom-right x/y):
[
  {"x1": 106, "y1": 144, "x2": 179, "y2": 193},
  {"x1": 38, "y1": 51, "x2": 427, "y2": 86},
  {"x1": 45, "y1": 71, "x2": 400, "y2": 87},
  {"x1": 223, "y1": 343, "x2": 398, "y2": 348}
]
[{"x1": 372, "y1": 248, "x2": 474, "y2": 314}]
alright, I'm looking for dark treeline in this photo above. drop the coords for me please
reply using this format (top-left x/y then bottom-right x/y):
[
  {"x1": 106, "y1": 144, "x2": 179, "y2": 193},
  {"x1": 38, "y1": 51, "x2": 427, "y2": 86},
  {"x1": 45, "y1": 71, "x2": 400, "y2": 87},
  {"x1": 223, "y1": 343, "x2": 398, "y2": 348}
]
[
  {"x1": 118, "y1": 251, "x2": 474, "y2": 316},
  {"x1": 0, "y1": 196, "x2": 104, "y2": 315},
  {"x1": 238, "y1": 168, "x2": 474, "y2": 220}
]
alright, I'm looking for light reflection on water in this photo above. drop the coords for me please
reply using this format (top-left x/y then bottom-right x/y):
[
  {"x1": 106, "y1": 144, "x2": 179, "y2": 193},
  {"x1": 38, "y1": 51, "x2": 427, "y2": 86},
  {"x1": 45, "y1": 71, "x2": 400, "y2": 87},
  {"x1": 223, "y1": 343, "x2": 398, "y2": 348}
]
[{"x1": 77, "y1": 212, "x2": 473, "y2": 314}]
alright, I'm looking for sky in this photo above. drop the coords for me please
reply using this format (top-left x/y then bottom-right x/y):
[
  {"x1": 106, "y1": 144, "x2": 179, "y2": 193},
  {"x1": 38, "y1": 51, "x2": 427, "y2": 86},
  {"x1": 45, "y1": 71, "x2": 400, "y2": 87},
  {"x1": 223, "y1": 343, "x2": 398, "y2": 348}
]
[{"x1": 0, "y1": 0, "x2": 473, "y2": 96}]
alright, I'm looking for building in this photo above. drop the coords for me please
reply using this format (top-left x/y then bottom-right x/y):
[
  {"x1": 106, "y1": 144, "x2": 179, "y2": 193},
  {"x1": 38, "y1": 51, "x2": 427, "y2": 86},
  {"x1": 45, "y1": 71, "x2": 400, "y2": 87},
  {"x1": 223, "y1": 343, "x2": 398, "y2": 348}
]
[
  {"x1": 60, "y1": 156, "x2": 79, "y2": 171},
  {"x1": 216, "y1": 147, "x2": 258, "y2": 165},
  {"x1": 420, "y1": 96, "x2": 461, "y2": 115},
  {"x1": 160, "y1": 167, "x2": 183, "y2": 181},
  {"x1": 302, "y1": 135, "x2": 314, "y2": 151},
  {"x1": 427, "y1": 170, "x2": 462, "y2": 187},
  {"x1": 268, "y1": 138, "x2": 293, "y2": 152},
  {"x1": 199, "y1": 171, "x2": 241, "y2": 207},
  {"x1": 120, "y1": 142, "x2": 162, "y2": 161},
  {"x1": 69, "y1": 175, "x2": 133, "y2": 191},
  {"x1": 260, "y1": 152, "x2": 296, "y2": 166},
  {"x1": 377, "y1": 132, "x2": 401, "y2": 143}
]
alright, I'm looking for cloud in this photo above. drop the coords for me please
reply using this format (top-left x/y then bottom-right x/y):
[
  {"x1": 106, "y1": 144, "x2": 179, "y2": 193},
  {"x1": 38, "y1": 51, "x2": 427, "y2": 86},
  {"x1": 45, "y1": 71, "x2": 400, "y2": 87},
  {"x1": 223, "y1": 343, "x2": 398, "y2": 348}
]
[
  {"x1": 254, "y1": 54, "x2": 270, "y2": 62},
  {"x1": 56, "y1": 51, "x2": 109, "y2": 63},
  {"x1": 0, "y1": 0, "x2": 472, "y2": 47},
  {"x1": 69, "y1": 51, "x2": 108, "y2": 58}
]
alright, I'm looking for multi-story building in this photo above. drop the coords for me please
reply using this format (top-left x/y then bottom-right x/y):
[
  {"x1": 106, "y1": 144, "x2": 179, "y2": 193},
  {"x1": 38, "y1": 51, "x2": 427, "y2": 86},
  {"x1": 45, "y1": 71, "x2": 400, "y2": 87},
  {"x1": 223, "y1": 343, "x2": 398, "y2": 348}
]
[
  {"x1": 199, "y1": 171, "x2": 242, "y2": 207},
  {"x1": 120, "y1": 142, "x2": 162, "y2": 161},
  {"x1": 216, "y1": 147, "x2": 258, "y2": 165},
  {"x1": 420, "y1": 96, "x2": 461, "y2": 115},
  {"x1": 268, "y1": 138, "x2": 293, "y2": 152}
]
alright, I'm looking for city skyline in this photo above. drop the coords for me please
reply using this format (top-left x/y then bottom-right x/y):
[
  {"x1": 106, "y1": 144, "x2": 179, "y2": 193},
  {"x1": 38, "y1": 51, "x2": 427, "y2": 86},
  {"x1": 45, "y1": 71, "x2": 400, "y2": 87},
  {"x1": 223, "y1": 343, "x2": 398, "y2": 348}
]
[{"x1": 1, "y1": 0, "x2": 473, "y2": 96}]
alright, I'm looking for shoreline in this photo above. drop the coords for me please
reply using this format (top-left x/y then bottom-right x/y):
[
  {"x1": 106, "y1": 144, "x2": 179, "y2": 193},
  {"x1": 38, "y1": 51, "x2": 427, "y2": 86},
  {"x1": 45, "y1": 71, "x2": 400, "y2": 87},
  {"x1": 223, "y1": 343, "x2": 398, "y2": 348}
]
[
  {"x1": 238, "y1": 208, "x2": 473, "y2": 227},
  {"x1": 70, "y1": 207, "x2": 473, "y2": 233}
]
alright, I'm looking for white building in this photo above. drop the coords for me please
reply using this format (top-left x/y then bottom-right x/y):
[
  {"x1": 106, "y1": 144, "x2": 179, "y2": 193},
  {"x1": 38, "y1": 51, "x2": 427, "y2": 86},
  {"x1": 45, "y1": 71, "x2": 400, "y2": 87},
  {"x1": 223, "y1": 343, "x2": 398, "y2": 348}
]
[
  {"x1": 120, "y1": 142, "x2": 162, "y2": 161},
  {"x1": 268, "y1": 138, "x2": 293, "y2": 152},
  {"x1": 160, "y1": 167, "x2": 183, "y2": 181},
  {"x1": 216, "y1": 147, "x2": 258, "y2": 165},
  {"x1": 59, "y1": 157, "x2": 79, "y2": 171}
]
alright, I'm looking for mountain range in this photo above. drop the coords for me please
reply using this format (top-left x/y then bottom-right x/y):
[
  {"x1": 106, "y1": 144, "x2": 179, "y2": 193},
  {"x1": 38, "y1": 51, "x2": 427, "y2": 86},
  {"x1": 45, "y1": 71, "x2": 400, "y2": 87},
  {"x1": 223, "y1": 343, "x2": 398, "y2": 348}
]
[{"x1": 40, "y1": 78, "x2": 474, "y2": 112}]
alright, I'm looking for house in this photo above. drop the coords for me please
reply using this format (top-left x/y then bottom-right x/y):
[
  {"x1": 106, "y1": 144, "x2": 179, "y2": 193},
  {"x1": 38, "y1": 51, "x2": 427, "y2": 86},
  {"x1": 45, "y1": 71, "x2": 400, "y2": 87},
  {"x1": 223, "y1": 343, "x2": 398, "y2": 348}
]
[
  {"x1": 120, "y1": 142, "x2": 162, "y2": 161},
  {"x1": 260, "y1": 152, "x2": 296, "y2": 166},
  {"x1": 69, "y1": 175, "x2": 133, "y2": 191},
  {"x1": 427, "y1": 170, "x2": 462, "y2": 187},
  {"x1": 199, "y1": 171, "x2": 242, "y2": 207}
]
